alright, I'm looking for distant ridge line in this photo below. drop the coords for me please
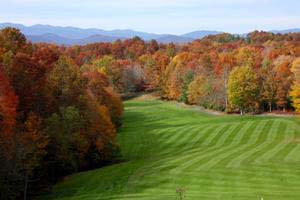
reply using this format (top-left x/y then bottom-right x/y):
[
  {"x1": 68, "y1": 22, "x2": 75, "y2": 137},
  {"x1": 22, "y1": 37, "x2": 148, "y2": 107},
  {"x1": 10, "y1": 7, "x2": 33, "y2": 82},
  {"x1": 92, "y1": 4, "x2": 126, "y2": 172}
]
[{"x1": 0, "y1": 22, "x2": 299, "y2": 45}]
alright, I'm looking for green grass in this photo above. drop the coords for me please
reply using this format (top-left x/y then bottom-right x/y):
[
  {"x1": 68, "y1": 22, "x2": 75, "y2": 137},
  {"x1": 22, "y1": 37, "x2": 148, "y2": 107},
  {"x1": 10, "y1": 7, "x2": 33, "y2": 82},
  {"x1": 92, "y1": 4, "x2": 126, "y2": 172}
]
[{"x1": 41, "y1": 99, "x2": 300, "y2": 200}]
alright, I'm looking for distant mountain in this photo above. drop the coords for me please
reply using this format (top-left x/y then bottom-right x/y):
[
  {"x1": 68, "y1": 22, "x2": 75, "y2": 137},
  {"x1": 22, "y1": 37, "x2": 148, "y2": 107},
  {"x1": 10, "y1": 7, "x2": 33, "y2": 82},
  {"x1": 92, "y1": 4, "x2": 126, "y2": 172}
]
[
  {"x1": 181, "y1": 30, "x2": 222, "y2": 39},
  {"x1": 98, "y1": 29, "x2": 163, "y2": 40},
  {"x1": 0, "y1": 23, "x2": 219, "y2": 44},
  {"x1": 76, "y1": 34, "x2": 125, "y2": 45},
  {"x1": 26, "y1": 33, "x2": 124, "y2": 45},
  {"x1": 156, "y1": 34, "x2": 193, "y2": 43},
  {"x1": 26, "y1": 33, "x2": 73, "y2": 45},
  {"x1": 0, "y1": 23, "x2": 103, "y2": 39},
  {"x1": 0, "y1": 23, "x2": 163, "y2": 40},
  {"x1": 270, "y1": 28, "x2": 300, "y2": 34},
  {"x1": 1, "y1": 23, "x2": 300, "y2": 45}
]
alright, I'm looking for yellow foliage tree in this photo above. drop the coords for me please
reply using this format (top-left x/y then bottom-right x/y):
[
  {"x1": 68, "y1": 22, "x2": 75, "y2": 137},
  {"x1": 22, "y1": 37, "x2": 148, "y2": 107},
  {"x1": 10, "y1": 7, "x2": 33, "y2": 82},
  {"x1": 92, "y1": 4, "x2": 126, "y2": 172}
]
[
  {"x1": 290, "y1": 58, "x2": 300, "y2": 112},
  {"x1": 227, "y1": 66, "x2": 259, "y2": 115},
  {"x1": 188, "y1": 75, "x2": 210, "y2": 105}
]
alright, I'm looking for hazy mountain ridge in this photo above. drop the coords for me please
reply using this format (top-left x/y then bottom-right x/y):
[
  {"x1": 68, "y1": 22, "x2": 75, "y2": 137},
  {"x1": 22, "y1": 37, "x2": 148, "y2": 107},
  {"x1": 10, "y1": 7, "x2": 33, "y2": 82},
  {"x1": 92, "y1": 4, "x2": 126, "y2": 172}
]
[
  {"x1": 1, "y1": 23, "x2": 300, "y2": 45},
  {"x1": 181, "y1": 30, "x2": 223, "y2": 39},
  {"x1": 269, "y1": 28, "x2": 300, "y2": 34},
  {"x1": 0, "y1": 23, "x2": 219, "y2": 44},
  {"x1": 26, "y1": 33, "x2": 124, "y2": 45},
  {"x1": 156, "y1": 34, "x2": 193, "y2": 43}
]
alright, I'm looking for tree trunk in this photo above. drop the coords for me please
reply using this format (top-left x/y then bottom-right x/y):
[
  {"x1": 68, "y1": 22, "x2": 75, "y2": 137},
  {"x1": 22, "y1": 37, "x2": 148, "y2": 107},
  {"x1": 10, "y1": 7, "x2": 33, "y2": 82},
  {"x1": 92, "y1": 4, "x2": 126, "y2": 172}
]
[
  {"x1": 24, "y1": 175, "x2": 28, "y2": 200},
  {"x1": 224, "y1": 71, "x2": 228, "y2": 109},
  {"x1": 240, "y1": 109, "x2": 243, "y2": 115},
  {"x1": 269, "y1": 102, "x2": 272, "y2": 113}
]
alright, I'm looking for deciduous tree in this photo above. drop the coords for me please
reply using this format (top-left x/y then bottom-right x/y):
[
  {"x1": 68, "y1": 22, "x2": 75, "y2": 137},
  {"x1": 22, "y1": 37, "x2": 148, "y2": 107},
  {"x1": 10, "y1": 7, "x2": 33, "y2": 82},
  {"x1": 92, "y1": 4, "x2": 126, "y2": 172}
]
[
  {"x1": 290, "y1": 58, "x2": 300, "y2": 112},
  {"x1": 227, "y1": 66, "x2": 259, "y2": 114}
]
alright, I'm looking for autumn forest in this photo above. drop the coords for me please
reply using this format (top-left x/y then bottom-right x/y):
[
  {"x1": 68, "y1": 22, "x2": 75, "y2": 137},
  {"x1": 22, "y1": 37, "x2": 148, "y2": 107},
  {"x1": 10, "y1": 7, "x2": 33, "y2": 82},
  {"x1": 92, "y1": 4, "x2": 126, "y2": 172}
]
[{"x1": 1, "y1": 27, "x2": 300, "y2": 199}]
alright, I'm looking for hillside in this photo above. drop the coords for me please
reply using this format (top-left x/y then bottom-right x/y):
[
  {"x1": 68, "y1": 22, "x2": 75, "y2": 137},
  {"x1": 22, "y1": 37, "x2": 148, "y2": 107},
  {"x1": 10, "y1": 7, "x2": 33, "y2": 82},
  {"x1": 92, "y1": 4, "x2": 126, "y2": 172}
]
[{"x1": 41, "y1": 97, "x2": 300, "y2": 200}]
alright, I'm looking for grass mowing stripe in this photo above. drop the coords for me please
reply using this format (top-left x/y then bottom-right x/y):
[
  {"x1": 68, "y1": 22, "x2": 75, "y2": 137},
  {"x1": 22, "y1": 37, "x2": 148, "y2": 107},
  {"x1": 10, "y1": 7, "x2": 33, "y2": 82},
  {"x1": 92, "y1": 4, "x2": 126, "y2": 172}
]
[
  {"x1": 188, "y1": 125, "x2": 218, "y2": 149},
  {"x1": 195, "y1": 121, "x2": 264, "y2": 170},
  {"x1": 206, "y1": 124, "x2": 232, "y2": 146},
  {"x1": 222, "y1": 120, "x2": 267, "y2": 168},
  {"x1": 231, "y1": 121, "x2": 256, "y2": 145},
  {"x1": 178, "y1": 126, "x2": 212, "y2": 147},
  {"x1": 281, "y1": 128, "x2": 300, "y2": 163},
  {"x1": 176, "y1": 166, "x2": 300, "y2": 186},
  {"x1": 143, "y1": 125, "x2": 218, "y2": 169},
  {"x1": 173, "y1": 123, "x2": 235, "y2": 170},
  {"x1": 239, "y1": 120, "x2": 277, "y2": 166},
  {"x1": 171, "y1": 121, "x2": 254, "y2": 171},
  {"x1": 159, "y1": 125, "x2": 205, "y2": 155},
  {"x1": 154, "y1": 127, "x2": 175, "y2": 138},
  {"x1": 186, "y1": 123, "x2": 242, "y2": 170},
  {"x1": 201, "y1": 124, "x2": 228, "y2": 146},
  {"x1": 267, "y1": 123, "x2": 299, "y2": 166},
  {"x1": 155, "y1": 126, "x2": 192, "y2": 154},
  {"x1": 249, "y1": 120, "x2": 282, "y2": 164},
  {"x1": 41, "y1": 99, "x2": 300, "y2": 200},
  {"x1": 195, "y1": 122, "x2": 253, "y2": 170},
  {"x1": 214, "y1": 123, "x2": 241, "y2": 146},
  {"x1": 166, "y1": 125, "x2": 234, "y2": 172},
  {"x1": 255, "y1": 120, "x2": 291, "y2": 164},
  {"x1": 157, "y1": 125, "x2": 209, "y2": 157},
  {"x1": 258, "y1": 121, "x2": 288, "y2": 163},
  {"x1": 158, "y1": 126, "x2": 187, "y2": 142},
  {"x1": 222, "y1": 123, "x2": 244, "y2": 145},
  {"x1": 210, "y1": 121, "x2": 259, "y2": 168},
  {"x1": 284, "y1": 126, "x2": 300, "y2": 163}
]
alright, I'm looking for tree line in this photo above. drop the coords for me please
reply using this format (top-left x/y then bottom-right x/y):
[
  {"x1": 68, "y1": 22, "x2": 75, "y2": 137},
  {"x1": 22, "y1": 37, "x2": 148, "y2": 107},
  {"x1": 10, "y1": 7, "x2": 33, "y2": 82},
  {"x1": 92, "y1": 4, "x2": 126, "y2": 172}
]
[{"x1": 62, "y1": 31, "x2": 300, "y2": 114}]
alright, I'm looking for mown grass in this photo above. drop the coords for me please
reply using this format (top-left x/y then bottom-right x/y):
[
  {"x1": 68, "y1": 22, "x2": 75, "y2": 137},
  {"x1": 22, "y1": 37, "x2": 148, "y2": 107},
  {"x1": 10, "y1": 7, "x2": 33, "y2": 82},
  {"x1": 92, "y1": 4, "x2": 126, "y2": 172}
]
[{"x1": 41, "y1": 99, "x2": 300, "y2": 200}]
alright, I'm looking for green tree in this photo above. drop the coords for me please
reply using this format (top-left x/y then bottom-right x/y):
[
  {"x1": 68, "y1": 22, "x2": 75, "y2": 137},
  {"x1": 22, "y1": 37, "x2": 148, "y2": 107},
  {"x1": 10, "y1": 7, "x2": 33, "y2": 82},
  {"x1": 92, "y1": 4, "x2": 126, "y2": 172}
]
[
  {"x1": 180, "y1": 71, "x2": 194, "y2": 103},
  {"x1": 45, "y1": 106, "x2": 84, "y2": 176},
  {"x1": 227, "y1": 66, "x2": 259, "y2": 115},
  {"x1": 91, "y1": 56, "x2": 124, "y2": 92},
  {"x1": 260, "y1": 59, "x2": 277, "y2": 112},
  {"x1": 0, "y1": 27, "x2": 27, "y2": 54},
  {"x1": 16, "y1": 113, "x2": 48, "y2": 200},
  {"x1": 47, "y1": 56, "x2": 84, "y2": 109}
]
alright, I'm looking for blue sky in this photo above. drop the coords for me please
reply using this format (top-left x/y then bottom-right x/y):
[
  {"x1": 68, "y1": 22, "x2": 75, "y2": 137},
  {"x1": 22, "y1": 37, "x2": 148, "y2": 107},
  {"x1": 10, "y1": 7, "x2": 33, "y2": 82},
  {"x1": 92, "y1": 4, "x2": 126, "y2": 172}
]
[{"x1": 0, "y1": 0, "x2": 299, "y2": 34}]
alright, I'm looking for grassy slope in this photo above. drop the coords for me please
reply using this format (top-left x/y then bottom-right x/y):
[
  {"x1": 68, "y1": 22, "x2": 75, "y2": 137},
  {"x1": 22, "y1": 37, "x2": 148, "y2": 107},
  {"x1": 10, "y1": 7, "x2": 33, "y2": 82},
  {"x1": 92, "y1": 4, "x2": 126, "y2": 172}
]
[{"x1": 42, "y1": 99, "x2": 300, "y2": 200}]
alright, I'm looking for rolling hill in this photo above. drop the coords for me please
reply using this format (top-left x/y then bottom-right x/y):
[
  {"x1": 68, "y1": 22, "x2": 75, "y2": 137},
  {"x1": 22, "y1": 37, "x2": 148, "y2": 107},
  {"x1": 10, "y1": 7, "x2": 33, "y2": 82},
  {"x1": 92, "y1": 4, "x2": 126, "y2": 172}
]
[
  {"x1": 1, "y1": 23, "x2": 300, "y2": 45},
  {"x1": 181, "y1": 30, "x2": 222, "y2": 39},
  {"x1": 270, "y1": 28, "x2": 300, "y2": 34},
  {"x1": 156, "y1": 34, "x2": 193, "y2": 43},
  {"x1": 0, "y1": 23, "x2": 220, "y2": 44},
  {"x1": 26, "y1": 33, "x2": 124, "y2": 45},
  {"x1": 40, "y1": 97, "x2": 300, "y2": 200}
]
